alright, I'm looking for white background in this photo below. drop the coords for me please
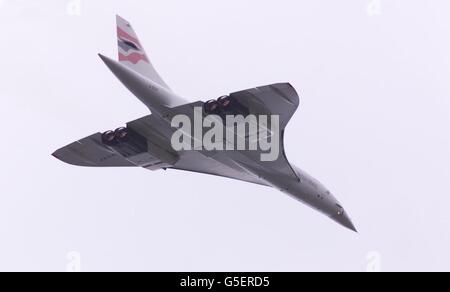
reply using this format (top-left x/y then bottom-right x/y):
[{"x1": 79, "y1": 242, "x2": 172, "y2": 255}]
[{"x1": 1, "y1": 0, "x2": 449, "y2": 272}]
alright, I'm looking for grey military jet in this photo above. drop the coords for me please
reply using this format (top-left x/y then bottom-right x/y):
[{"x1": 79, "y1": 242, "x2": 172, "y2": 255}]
[{"x1": 53, "y1": 15, "x2": 356, "y2": 232}]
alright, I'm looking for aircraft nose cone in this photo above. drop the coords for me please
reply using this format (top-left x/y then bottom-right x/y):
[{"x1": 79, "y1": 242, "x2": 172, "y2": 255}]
[{"x1": 332, "y1": 212, "x2": 358, "y2": 233}]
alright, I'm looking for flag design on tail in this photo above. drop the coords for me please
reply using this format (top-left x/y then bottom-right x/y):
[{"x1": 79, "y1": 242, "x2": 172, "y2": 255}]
[
  {"x1": 117, "y1": 24, "x2": 149, "y2": 64},
  {"x1": 116, "y1": 15, "x2": 171, "y2": 91}
]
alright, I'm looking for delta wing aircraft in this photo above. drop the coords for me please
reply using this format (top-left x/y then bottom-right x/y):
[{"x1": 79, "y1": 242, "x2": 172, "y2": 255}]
[{"x1": 53, "y1": 16, "x2": 356, "y2": 232}]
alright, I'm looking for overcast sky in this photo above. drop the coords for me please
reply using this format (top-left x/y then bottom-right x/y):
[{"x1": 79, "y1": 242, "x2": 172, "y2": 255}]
[{"x1": 1, "y1": 0, "x2": 450, "y2": 272}]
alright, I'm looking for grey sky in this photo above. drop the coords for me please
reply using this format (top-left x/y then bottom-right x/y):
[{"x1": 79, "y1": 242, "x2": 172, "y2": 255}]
[{"x1": 1, "y1": 0, "x2": 449, "y2": 271}]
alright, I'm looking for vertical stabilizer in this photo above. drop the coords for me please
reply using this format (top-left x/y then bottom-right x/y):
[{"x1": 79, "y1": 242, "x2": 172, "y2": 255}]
[{"x1": 116, "y1": 15, "x2": 171, "y2": 91}]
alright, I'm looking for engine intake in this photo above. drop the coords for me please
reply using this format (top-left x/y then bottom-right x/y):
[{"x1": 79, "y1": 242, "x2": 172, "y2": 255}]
[
  {"x1": 204, "y1": 100, "x2": 219, "y2": 114},
  {"x1": 114, "y1": 127, "x2": 129, "y2": 142},
  {"x1": 101, "y1": 130, "x2": 116, "y2": 145},
  {"x1": 102, "y1": 127, "x2": 130, "y2": 145}
]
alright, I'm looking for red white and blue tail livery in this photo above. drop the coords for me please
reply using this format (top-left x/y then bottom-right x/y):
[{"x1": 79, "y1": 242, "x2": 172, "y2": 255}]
[{"x1": 117, "y1": 15, "x2": 171, "y2": 91}]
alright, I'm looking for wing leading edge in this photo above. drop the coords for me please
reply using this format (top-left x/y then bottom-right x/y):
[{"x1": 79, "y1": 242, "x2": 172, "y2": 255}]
[
  {"x1": 227, "y1": 83, "x2": 301, "y2": 182},
  {"x1": 52, "y1": 133, "x2": 136, "y2": 167},
  {"x1": 54, "y1": 83, "x2": 300, "y2": 185}
]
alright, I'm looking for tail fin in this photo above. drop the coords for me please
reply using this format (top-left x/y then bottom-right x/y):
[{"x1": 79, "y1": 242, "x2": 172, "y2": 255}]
[{"x1": 116, "y1": 15, "x2": 171, "y2": 91}]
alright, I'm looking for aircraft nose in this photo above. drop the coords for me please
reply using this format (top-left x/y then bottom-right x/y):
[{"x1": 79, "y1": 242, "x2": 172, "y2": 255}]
[{"x1": 331, "y1": 211, "x2": 358, "y2": 233}]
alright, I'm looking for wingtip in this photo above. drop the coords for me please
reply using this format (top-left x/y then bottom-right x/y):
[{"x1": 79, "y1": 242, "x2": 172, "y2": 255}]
[{"x1": 52, "y1": 149, "x2": 65, "y2": 163}]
